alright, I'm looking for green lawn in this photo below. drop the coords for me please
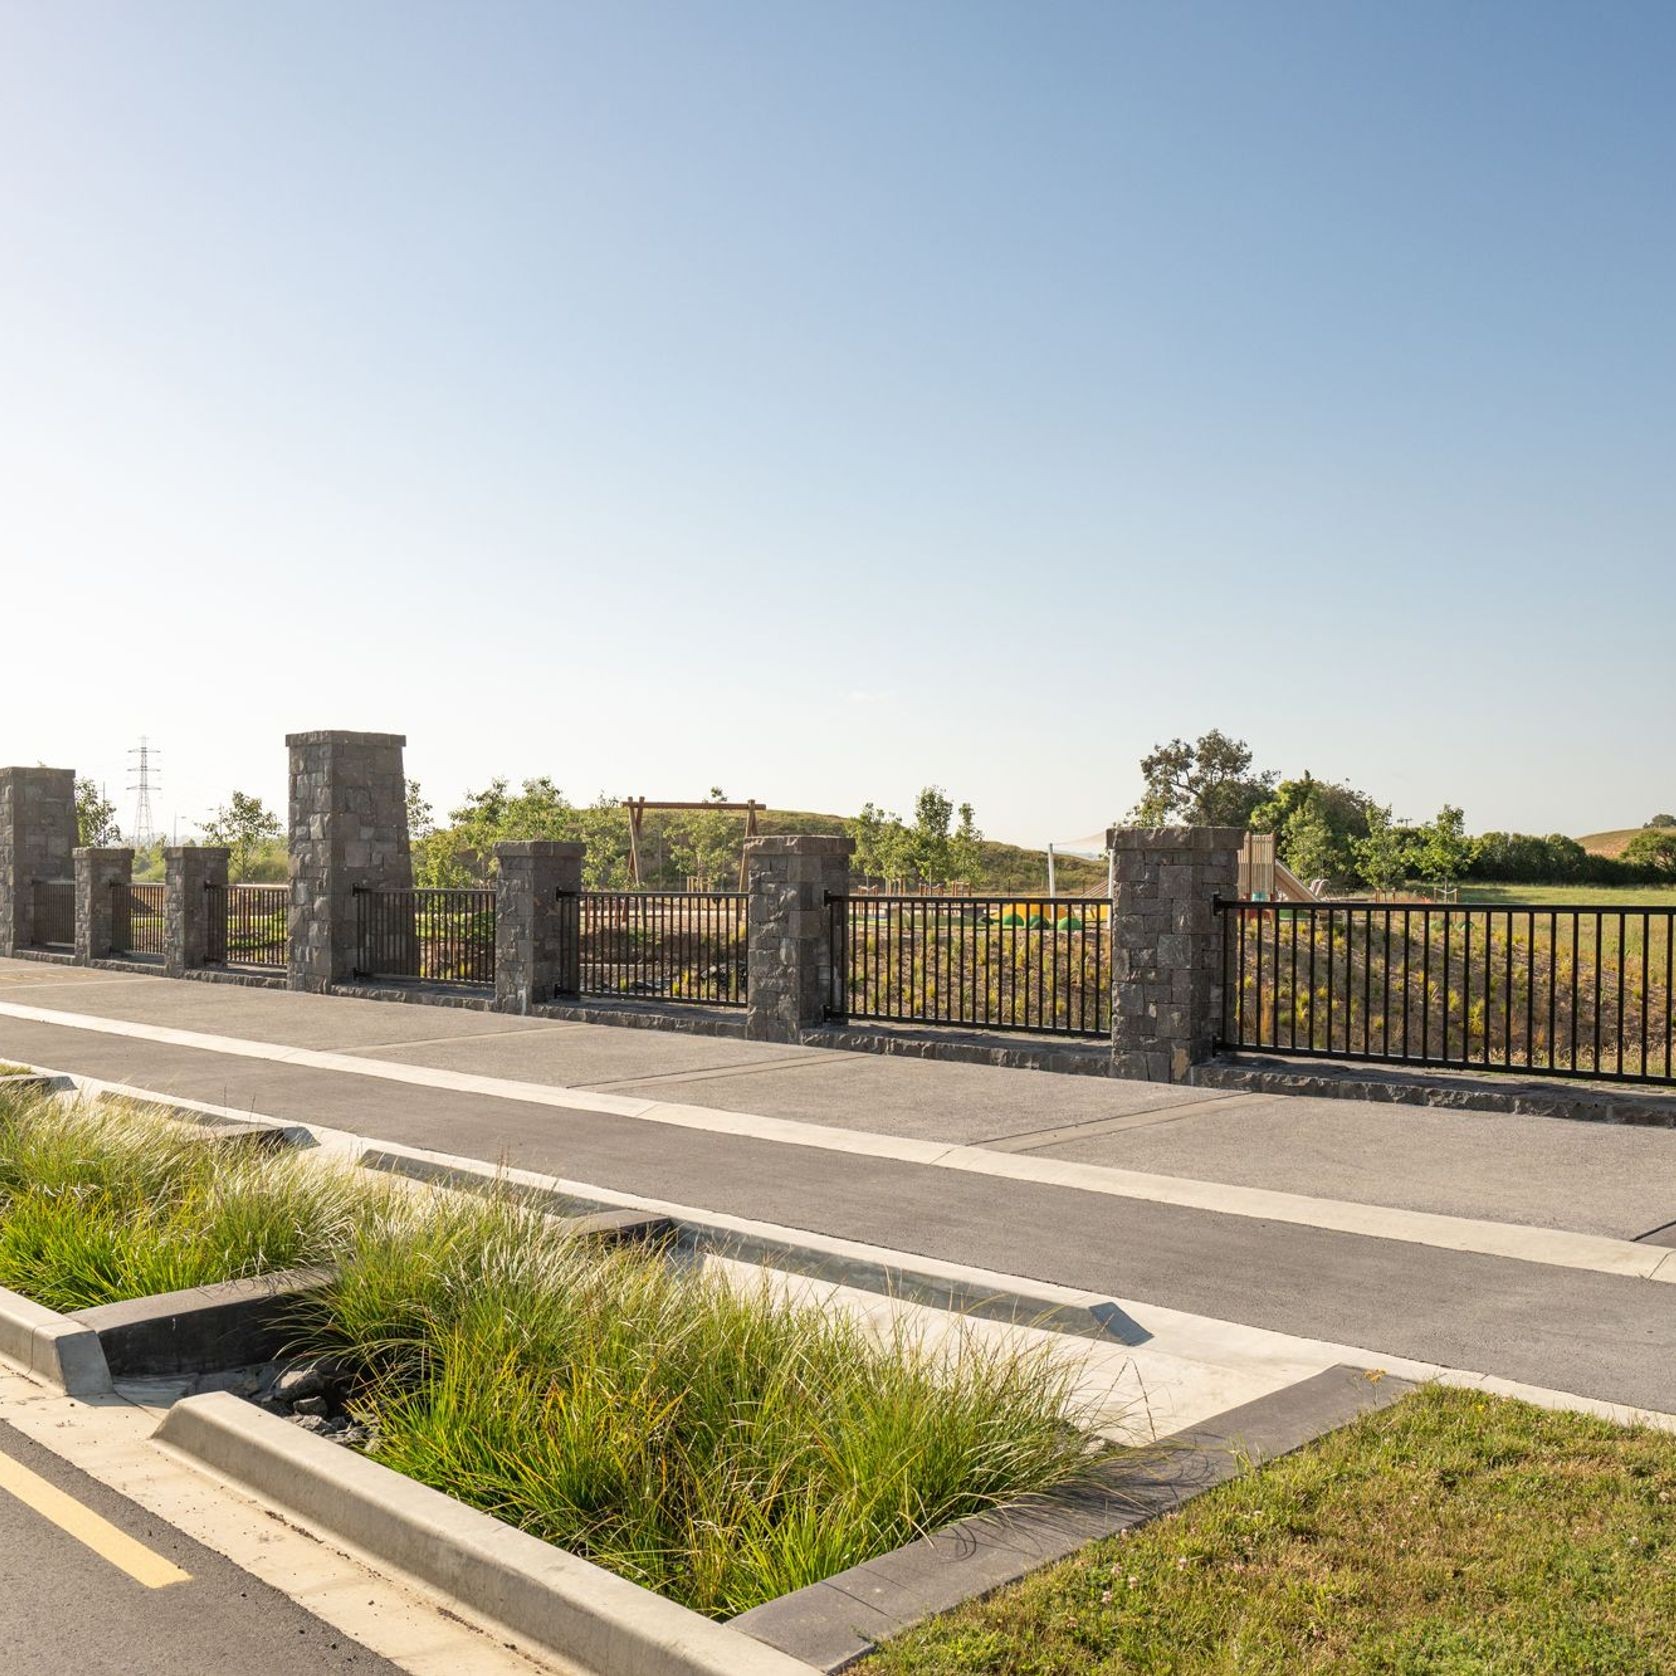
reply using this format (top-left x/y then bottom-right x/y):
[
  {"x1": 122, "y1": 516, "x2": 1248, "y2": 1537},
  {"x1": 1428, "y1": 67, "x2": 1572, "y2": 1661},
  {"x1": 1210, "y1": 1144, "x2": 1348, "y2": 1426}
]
[
  {"x1": 1458, "y1": 881, "x2": 1676, "y2": 908},
  {"x1": 857, "y1": 1385, "x2": 1676, "y2": 1676}
]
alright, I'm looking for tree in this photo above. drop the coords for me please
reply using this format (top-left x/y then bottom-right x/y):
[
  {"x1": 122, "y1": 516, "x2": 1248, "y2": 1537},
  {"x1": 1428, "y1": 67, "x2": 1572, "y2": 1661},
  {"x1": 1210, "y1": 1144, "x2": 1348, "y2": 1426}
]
[
  {"x1": 1648, "y1": 814, "x2": 1676, "y2": 829},
  {"x1": 908, "y1": 786, "x2": 955, "y2": 886},
  {"x1": 1281, "y1": 795, "x2": 1340, "y2": 887},
  {"x1": 949, "y1": 803, "x2": 984, "y2": 890},
  {"x1": 1250, "y1": 773, "x2": 1374, "y2": 882},
  {"x1": 1416, "y1": 805, "x2": 1472, "y2": 887},
  {"x1": 667, "y1": 789, "x2": 738, "y2": 891},
  {"x1": 1132, "y1": 730, "x2": 1276, "y2": 828},
  {"x1": 848, "y1": 802, "x2": 899, "y2": 885},
  {"x1": 200, "y1": 791, "x2": 282, "y2": 882},
  {"x1": 406, "y1": 780, "x2": 435, "y2": 839},
  {"x1": 75, "y1": 778, "x2": 120, "y2": 847},
  {"x1": 1622, "y1": 828, "x2": 1676, "y2": 875},
  {"x1": 1354, "y1": 805, "x2": 1408, "y2": 892},
  {"x1": 849, "y1": 790, "x2": 985, "y2": 890}
]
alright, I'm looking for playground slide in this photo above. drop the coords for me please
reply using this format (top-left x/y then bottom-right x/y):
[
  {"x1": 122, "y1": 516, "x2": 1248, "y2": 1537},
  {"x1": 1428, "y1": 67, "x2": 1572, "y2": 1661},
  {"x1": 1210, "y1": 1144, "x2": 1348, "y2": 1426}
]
[{"x1": 1270, "y1": 860, "x2": 1318, "y2": 902}]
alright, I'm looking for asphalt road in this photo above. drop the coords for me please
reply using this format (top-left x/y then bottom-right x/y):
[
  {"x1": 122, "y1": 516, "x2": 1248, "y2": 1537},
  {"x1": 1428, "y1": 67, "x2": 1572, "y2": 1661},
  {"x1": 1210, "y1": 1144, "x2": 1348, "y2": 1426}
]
[
  {"x1": 0, "y1": 1418, "x2": 395, "y2": 1675},
  {"x1": 1, "y1": 984, "x2": 1672, "y2": 1413}
]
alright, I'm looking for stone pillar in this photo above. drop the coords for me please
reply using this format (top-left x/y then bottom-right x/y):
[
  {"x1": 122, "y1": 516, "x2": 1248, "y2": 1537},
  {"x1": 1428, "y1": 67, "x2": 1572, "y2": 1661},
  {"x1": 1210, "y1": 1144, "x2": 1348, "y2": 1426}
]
[
  {"x1": 494, "y1": 841, "x2": 584, "y2": 1012},
  {"x1": 166, "y1": 846, "x2": 230, "y2": 976},
  {"x1": 743, "y1": 835, "x2": 853, "y2": 1044},
  {"x1": 0, "y1": 767, "x2": 78, "y2": 955},
  {"x1": 286, "y1": 731, "x2": 411, "y2": 992},
  {"x1": 1108, "y1": 826, "x2": 1243, "y2": 1082},
  {"x1": 74, "y1": 848, "x2": 133, "y2": 963}
]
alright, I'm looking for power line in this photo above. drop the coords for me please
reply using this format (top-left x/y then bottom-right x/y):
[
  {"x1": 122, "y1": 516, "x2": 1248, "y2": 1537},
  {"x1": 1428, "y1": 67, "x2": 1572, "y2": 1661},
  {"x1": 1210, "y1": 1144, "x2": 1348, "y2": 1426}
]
[{"x1": 127, "y1": 736, "x2": 161, "y2": 848}]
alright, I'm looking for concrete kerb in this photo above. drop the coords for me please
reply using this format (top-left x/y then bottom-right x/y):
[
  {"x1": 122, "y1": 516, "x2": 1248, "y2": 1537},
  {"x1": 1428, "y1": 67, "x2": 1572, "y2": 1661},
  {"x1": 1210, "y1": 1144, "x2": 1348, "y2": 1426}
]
[
  {"x1": 157, "y1": 1392, "x2": 820, "y2": 1676},
  {"x1": 71, "y1": 1267, "x2": 335, "y2": 1380},
  {"x1": 731, "y1": 1363, "x2": 1416, "y2": 1672},
  {"x1": 0, "y1": 1282, "x2": 113, "y2": 1395}
]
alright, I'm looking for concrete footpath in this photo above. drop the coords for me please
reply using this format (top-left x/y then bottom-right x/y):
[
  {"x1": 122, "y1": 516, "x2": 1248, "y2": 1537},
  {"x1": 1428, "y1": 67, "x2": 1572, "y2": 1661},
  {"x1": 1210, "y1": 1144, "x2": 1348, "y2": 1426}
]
[{"x1": 1, "y1": 958, "x2": 1673, "y2": 1414}]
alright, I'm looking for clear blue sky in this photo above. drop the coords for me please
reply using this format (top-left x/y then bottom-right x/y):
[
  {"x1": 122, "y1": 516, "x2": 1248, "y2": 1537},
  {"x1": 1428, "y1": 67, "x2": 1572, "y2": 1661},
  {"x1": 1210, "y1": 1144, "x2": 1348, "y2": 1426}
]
[{"x1": 3, "y1": 1, "x2": 1671, "y2": 846}]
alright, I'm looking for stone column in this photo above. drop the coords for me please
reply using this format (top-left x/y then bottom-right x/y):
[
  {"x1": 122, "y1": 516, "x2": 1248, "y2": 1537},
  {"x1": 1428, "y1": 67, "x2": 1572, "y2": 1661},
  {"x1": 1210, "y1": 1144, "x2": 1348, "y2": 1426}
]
[
  {"x1": 166, "y1": 846, "x2": 230, "y2": 976},
  {"x1": 743, "y1": 835, "x2": 853, "y2": 1044},
  {"x1": 494, "y1": 841, "x2": 584, "y2": 1012},
  {"x1": 0, "y1": 767, "x2": 78, "y2": 955},
  {"x1": 74, "y1": 847, "x2": 133, "y2": 963},
  {"x1": 1108, "y1": 826, "x2": 1243, "y2": 1082},
  {"x1": 286, "y1": 731, "x2": 411, "y2": 992}
]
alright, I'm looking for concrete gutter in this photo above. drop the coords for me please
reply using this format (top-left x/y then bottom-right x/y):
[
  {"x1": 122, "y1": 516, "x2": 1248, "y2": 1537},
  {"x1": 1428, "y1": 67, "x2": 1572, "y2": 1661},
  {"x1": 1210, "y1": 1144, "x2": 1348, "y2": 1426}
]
[
  {"x1": 359, "y1": 1148, "x2": 1149, "y2": 1344},
  {"x1": 0, "y1": 1282, "x2": 113, "y2": 1396},
  {"x1": 157, "y1": 1392, "x2": 819, "y2": 1676}
]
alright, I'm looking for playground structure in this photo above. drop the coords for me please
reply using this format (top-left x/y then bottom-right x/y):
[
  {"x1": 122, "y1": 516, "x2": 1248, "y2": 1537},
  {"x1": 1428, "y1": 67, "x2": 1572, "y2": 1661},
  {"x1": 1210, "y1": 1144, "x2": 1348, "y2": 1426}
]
[
  {"x1": 1237, "y1": 831, "x2": 1319, "y2": 902},
  {"x1": 1046, "y1": 830, "x2": 1319, "y2": 903},
  {"x1": 622, "y1": 797, "x2": 762, "y2": 890}
]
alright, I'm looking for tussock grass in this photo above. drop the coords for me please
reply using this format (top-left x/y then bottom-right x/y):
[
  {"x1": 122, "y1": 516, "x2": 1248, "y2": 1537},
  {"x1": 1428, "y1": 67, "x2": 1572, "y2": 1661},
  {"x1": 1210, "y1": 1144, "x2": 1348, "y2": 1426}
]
[
  {"x1": 857, "y1": 1384, "x2": 1676, "y2": 1675},
  {"x1": 291, "y1": 1190, "x2": 1093, "y2": 1616},
  {"x1": 0, "y1": 1086, "x2": 362, "y2": 1311},
  {"x1": 0, "y1": 1088, "x2": 1093, "y2": 1616}
]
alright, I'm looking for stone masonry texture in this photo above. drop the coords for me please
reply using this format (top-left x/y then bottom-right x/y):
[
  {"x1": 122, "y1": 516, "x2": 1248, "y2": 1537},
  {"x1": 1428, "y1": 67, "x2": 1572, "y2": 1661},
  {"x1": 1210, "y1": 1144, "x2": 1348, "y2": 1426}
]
[
  {"x1": 166, "y1": 846, "x2": 230, "y2": 976},
  {"x1": 74, "y1": 847, "x2": 133, "y2": 964},
  {"x1": 0, "y1": 767, "x2": 77, "y2": 955},
  {"x1": 286, "y1": 732, "x2": 411, "y2": 991},
  {"x1": 743, "y1": 834, "x2": 853, "y2": 1044},
  {"x1": 1107, "y1": 825, "x2": 1243, "y2": 1082},
  {"x1": 494, "y1": 840, "x2": 584, "y2": 1012}
]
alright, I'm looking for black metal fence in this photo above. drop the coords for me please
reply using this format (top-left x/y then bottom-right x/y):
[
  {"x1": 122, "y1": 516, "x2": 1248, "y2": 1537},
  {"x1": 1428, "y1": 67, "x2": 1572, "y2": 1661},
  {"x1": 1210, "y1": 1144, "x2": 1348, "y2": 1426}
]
[
  {"x1": 208, "y1": 884, "x2": 288, "y2": 969},
  {"x1": 1217, "y1": 899, "x2": 1676, "y2": 1086},
  {"x1": 30, "y1": 880, "x2": 74, "y2": 949},
  {"x1": 354, "y1": 887, "x2": 496, "y2": 987},
  {"x1": 827, "y1": 895, "x2": 1110, "y2": 1037},
  {"x1": 563, "y1": 891, "x2": 748, "y2": 1006},
  {"x1": 111, "y1": 883, "x2": 167, "y2": 957}
]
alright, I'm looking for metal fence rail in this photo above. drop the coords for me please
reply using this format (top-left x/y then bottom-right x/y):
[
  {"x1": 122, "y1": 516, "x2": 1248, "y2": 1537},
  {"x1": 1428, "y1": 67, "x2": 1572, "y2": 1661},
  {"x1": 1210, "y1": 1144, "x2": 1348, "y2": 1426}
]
[
  {"x1": 208, "y1": 884, "x2": 288, "y2": 969},
  {"x1": 354, "y1": 887, "x2": 495, "y2": 987},
  {"x1": 563, "y1": 891, "x2": 748, "y2": 1007},
  {"x1": 111, "y1": 882, "x2": 167, "y2": 957},
  {"x1": 1217, "y1": 899, "x2": 1676, "y2": 1086},
  {"x1": 29, "y1": 879, "x2": 74, "y2": 949},
  {"x1": 827, "y1": 895, "x2": 1111, "y2": 1037}
]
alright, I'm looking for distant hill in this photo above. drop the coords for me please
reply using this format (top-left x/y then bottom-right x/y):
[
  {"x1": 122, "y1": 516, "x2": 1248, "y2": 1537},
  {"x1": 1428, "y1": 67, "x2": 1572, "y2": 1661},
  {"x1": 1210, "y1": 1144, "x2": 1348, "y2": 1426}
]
[
  {"x1": 757, "y1": 808, "x2": 1106, "y2": 894},
  {"x1": 1576, "y1": 828, "x2": 1651, "y2": 859}
]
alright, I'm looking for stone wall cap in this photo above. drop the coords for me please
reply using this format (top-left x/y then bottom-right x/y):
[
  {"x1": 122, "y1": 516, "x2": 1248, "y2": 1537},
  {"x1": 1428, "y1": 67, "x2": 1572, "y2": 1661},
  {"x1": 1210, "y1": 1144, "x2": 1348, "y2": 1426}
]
[
  {"x1": 743, "y1": 834, "x2": 855, "y2": 857},
  {"x1": 0, "y1": 765, "x2": 75, "y2": 778},
  {"x1": 494, "y1": 840, "x2": 586, "y2": 859},
  {"x1": 285, "y1": 730, "x2": 408, "y2": 748},
  {"x1": 1107, "y1": 825, "x2": 1247, "y2": 851},
  {"x1": 72, "y1": 847, "x2": 134, "y2": 860},
  {"x1": 163, "y1": 845, "x2": 231, "y2": 859}
]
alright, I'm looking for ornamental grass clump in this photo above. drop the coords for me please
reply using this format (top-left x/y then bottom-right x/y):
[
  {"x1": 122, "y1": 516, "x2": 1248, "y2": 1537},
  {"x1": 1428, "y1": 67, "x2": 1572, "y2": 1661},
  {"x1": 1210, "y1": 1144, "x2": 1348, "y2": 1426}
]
[
  {"x1": 293, "y1": 1190, "x2": 1093, "y2": 1617},
  {"x1": 0, "y1": 1085, "x2": 362, "y2": 1311}
]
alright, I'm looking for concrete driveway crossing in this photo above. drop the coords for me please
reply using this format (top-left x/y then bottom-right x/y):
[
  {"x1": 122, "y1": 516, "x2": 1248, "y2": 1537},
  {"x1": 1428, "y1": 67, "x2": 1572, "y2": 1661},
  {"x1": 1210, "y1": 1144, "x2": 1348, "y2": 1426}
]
[{"x1": 0, "y1": 957, "x2": 1673, "y2": 1415}]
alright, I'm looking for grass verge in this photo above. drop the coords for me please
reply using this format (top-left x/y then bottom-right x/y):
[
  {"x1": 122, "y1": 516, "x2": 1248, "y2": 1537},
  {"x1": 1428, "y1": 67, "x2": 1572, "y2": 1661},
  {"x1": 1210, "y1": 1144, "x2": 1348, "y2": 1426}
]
[
  {"x1": 856, "y1": 1384, "x2": 1676, "y2": 1675},
  {"x1": 1459, "y1": 881, "x2": 1676, "y2": 908}
]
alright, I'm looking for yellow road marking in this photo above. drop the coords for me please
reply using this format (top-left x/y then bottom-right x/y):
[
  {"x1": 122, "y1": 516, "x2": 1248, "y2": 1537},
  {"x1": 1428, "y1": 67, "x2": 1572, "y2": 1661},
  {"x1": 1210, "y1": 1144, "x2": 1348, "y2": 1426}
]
[{"x1": 0, "y1": 1445, "x2": 191, "y2": 1589}]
